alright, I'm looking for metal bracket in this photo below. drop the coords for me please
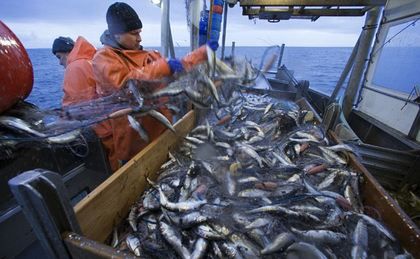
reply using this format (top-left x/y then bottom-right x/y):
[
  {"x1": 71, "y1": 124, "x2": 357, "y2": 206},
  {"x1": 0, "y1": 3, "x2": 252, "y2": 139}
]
[
  {"x1": 295, "y1": 80, "x2": 309, "y2": 100},
  {"x1": 8, "y1": 169, "x2": 82, "y2": 259}
]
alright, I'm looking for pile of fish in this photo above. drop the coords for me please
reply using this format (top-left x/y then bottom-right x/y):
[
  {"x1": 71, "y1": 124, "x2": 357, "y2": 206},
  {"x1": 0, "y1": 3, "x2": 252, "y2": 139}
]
[{"x1": 113, "y1": 84, "x2": 411, "y2": 258}]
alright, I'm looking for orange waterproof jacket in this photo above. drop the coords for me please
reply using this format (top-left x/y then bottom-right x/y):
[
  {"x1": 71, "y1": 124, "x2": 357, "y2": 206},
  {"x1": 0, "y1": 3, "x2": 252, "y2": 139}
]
[
  {"x1": 62, "y1": 36, "x2": 97, "y2": 106},
  {"x1": 92, "y1": 31, "x2": 208, "y2": 171}
]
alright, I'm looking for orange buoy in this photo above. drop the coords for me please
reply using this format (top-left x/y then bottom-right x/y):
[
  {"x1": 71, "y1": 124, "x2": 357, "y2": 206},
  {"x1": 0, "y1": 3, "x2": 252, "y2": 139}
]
[{"x1": 0, "y1": 21, "x2": 34, "y2": 113}]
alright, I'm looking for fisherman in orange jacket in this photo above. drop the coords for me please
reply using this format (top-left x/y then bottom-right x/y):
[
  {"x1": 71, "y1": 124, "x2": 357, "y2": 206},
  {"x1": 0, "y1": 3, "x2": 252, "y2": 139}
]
[
  {"x1": 52, "y1": 36, "x2": 97, "y2": 106},
  {"x1": 93, "y1": 2, "x2": 217, "y2": 171}
]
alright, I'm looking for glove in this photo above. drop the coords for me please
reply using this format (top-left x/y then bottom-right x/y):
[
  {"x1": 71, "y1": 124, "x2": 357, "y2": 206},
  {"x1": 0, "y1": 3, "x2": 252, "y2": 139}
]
[
  {"x1": 167, "y1": 58, "x2": 184, "y2": 74},
  {"x1": 207, "y1": 41, "x2": 219, "y2": 51}
]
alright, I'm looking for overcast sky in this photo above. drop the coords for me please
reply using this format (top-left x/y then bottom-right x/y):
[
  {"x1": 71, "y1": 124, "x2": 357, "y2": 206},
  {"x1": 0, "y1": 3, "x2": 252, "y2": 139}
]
[{"x1": 0, "y1": 0, "x2": 366, "y2": 49}]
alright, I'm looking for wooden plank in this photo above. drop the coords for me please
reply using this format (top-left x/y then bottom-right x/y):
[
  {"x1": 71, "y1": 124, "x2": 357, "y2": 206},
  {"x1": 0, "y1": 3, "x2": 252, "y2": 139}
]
[
  {"x1": 329, "y1": 131, "x2": 420, "y2": 258},
  {"x1": 63, "y1": 232, "x2": 136, "y2": 259},
  {"x1": 74, "y1": 110, "x2": 196, "y2": 242}
]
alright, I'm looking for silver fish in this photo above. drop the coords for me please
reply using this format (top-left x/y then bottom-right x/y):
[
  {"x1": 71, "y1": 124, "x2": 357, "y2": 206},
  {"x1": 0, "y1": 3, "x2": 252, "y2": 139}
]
[
  {"x1": 290, "y1": 204, "x2": 324, "y2": 215},
  {"x1": 46, "y1": 129, "x2": 81, "y2": 144},
  {"x1": 128, "y1": 80, "x2": 144, "y2": 107},
  {"x1": 238, "y1": 189, "x2": 270, "y2": 198},
  {"x1": 172, "y1": 211, "x2": 208, "y2": 229},
  {"x1": 159, "y1": 221, "x2": 190, "y2": 259},
  {"x1": 319, "y1": 146, "x2": 347, "y2": 165},
  {"x1": 0, "y1": 116, "x2": 46, "y2": 137},
  {"x1": 211, "y1": 242, "x2": 224, "y2": 258},
  {"x1": 206, "y1": 45, "x2": 216, "y2": 76},
  {"x1": 185, "y1": 136, "x2": 205, "y2": 145},
  {"x1": 157, "y1": 185, "x2": 207, "y2": 212},
  {"x1": 345, "y1": 184, "x2": 364, "y2": 213},
  {"x1": 261, "y1": 232, "x2": 295, "y2": 255},
  {"x1": 111, "y1": 227, "x2": 119, "y2": 248},
  {"x1": 248, "y1": 204, "x2": 320, "y2": 222},
  {"x1": 191, "y1": 238, "x2": 208, "y2": 259},
  {"x1": 290, "y1": 227, "x2": 347, "y2": 245},
  {"x1": 229, "y1": 233, "x2": 260, "y2": 258},
  {"x1": 352, "y1": 213, "x2": 396, "y2": 241},
  {"x1": 220, "y1": 242, "x2": 244, "y2": 259},
  {"x1": 126, "y1": 234, "x2": 141, "y2": 257},
  {"x1": 195, "y1": 224, "x2": 225, "y2": 240},
  {"x1": 128, "y1": 206, "x2": 138, "y2": 232},
  {"x1": 147, "y1": 109, "x2": 175, "y2": 133},
  {"x1": 236, "y1": 143, "x2": 263, "y2": 167},
  {"x1": 247, "y1": 228, "x2": 271, "y2": 248},
  {"x1": 151, "y1": 82, "x2": 185, "y2": 98},
  {"x1": 272, "y1": 151, "x2": 295, "y2": 167},
  {"x1": 245, "y1": 218, "x2": 271, "y2": 229},
  {"x1": 353, "y1": 219, "x2": 368, "y2": 247},
  {"x1": 326, "y1": 144, "x2": 354, "y2": 153},
  {"x1": 264, "y1": 103, "x2": 273, "y2": 115},
  {"x1": 238, "y1": 176, "x2": 259, "y2": 184},
  {"x1": 200, "y1": 73, "x2": 220, "y2": 102},
  {"x1": 351, "y1": 219, "x2": 368, "y2": 259},
  {"x1": 286, "y1": 241, "x2": 328, "y2": 259},
  {"x1": 128, "y1": 114, "x2": 149, "y2": 142},
  {"x1": 215, "y1": 58, "x2": 236, "y2": 77}
]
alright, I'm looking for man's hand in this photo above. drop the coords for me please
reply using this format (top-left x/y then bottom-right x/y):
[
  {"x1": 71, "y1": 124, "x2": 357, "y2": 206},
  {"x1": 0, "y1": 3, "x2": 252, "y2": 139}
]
[
  {"x1": 167, "y1": 59, "x2": 184, "y2": 74},
  {"x1": 207, "y1": 41, "x2": 219, "y2": 51}
]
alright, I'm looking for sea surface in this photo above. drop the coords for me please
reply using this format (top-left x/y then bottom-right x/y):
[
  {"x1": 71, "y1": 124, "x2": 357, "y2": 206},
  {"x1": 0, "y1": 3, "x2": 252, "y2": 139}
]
[{"x1": 26, "y1": 47, "x2": 352, "y2": 109}]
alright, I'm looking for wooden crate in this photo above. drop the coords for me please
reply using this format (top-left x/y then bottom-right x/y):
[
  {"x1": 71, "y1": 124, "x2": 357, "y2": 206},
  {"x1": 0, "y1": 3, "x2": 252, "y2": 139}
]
[
  {"x1": 74, "y1": 110, "x2": 196, "y2": 243},
  {"x1": 70, "y1": 102, "x2": 420, "y2": 258}
]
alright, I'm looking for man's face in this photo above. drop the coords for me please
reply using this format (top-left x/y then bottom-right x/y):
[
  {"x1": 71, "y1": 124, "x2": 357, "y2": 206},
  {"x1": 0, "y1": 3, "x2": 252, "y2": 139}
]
[
  {"x1": 115, "y1": 29, "x2": 142, "y2": 50},
  {"x1": 55, "y1": 52, "x2": 69, "y2": 68}
]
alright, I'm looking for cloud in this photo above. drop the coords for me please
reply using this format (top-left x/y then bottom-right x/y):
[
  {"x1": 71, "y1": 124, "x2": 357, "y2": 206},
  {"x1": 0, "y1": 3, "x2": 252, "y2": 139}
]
[{"x1": 1, "y1": 0, "x2": 365, "y2": 48}]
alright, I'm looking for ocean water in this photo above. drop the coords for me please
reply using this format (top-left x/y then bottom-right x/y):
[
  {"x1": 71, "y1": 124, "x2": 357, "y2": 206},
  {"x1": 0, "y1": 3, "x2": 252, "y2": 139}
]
[{"x1": 26, "y1": 47, "x2": 352, "y2": 109}]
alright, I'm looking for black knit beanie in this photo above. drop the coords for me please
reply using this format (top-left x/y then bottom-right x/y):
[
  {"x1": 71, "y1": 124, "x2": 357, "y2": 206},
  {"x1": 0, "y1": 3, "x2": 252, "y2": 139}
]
[
  {"x1": 52, "y1": 37, "x2": 74, "y2": 54},
  {"x1": 106, "y1": 2, "x2": 143, "y2": 35}
]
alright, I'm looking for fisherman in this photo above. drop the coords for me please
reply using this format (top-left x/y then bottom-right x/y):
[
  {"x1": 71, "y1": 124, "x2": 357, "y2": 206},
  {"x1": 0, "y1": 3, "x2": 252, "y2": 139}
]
[
  {"x1": 93, "y1": 2, "x2": 218, "y2": 171},
  {"x1": 52, "y1": 36, "x2": 97, "y2": 106}
]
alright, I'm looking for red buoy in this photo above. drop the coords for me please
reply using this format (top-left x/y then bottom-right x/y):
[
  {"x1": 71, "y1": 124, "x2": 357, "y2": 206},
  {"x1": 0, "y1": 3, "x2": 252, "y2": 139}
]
[{"x1": 0, "y1": 21, "x2": 34, "y2": 113}]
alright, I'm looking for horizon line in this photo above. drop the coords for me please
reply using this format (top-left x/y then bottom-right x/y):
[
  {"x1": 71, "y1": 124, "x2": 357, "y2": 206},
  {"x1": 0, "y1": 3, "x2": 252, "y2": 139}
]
[{"x1": 26, "y1": 45, "x2": 355, "y2": 50}]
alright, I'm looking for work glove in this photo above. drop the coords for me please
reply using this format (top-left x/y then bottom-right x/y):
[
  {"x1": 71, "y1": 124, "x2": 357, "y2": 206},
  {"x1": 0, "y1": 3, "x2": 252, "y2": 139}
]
[
  {"x1": 168, "y1": 58, "x2": 184, "y2": 74},
  {"x1": 207, "y1": 41, "x2": 219, "y2": 51}
]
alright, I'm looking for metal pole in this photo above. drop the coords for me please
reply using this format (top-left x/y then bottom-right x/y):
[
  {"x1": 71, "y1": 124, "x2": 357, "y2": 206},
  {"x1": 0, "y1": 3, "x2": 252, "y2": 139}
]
[
  {"x1": 277, "y1": 43, "x2": 285, "y2": 68},
  {"x1": 342, "y1": 7, "x2": 382, "y2": 118},
  {"x1": 207, "y1": 0, "x2": 214, "y2": 41},
  {"x1": 328, "y1": 37, "x2": 360, "y2": 104},
  {"x1": 168, "y1": 22, "x2": 175, "y2": 58},
  {"x1": 190, "y1": 0, "x2": 201, "y2": 51},
  {"x1": 221, "y1": 1, "x2": 229, "y2": 59},
  {"x1": 232, "y1": 41, "x2": 236, "y2": 59},
  {"x1": 161, "y1": 0, "x2": 170, "y2": 57}
]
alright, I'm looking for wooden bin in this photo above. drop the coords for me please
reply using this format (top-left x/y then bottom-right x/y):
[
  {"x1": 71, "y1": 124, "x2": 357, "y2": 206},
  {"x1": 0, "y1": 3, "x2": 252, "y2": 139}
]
[{"x1": 68, "y1": 101, "x2": 419, "y2": 258}]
